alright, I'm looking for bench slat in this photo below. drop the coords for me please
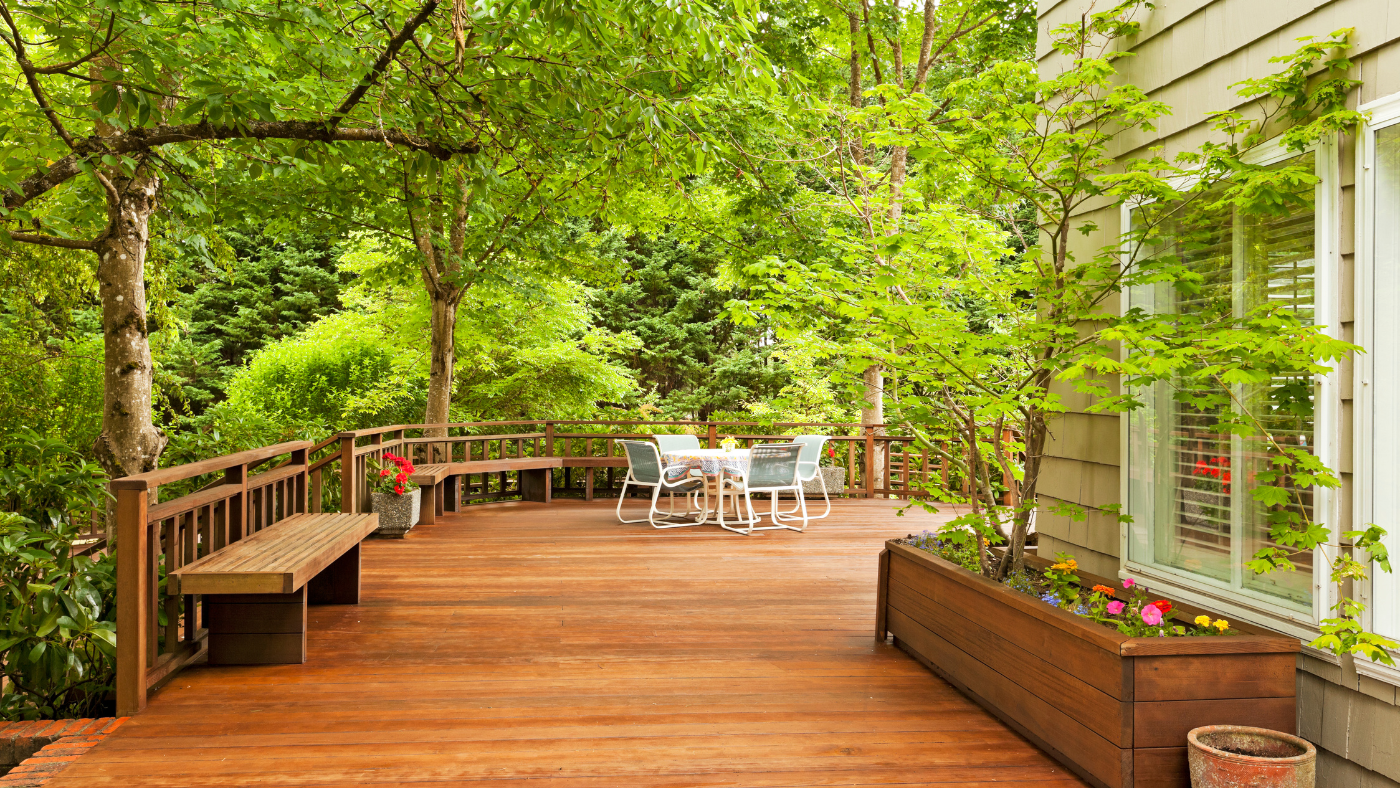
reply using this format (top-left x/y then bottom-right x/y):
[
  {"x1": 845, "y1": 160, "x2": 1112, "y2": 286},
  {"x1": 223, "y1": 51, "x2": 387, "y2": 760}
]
[{"x1": 171, "y1": 512, "x2": 379, "y2": 596}]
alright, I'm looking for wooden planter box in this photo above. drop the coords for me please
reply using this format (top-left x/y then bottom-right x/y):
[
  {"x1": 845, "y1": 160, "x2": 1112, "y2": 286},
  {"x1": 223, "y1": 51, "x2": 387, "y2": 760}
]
[{"x1": 876, "y1": 541, "x2": 1301, "y2": 788}]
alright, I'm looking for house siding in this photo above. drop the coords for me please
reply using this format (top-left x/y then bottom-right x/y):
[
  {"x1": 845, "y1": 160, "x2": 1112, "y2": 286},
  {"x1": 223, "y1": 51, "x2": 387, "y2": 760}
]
[{"x1": 1036, "y1": 0, "x2": 1400, "y2": 781}]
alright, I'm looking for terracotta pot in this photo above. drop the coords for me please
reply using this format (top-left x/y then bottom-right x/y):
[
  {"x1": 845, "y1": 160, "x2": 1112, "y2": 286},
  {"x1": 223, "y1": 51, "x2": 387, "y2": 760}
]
[
  {"x1": 1188, "y1": 725, "x2": 1316, "y2": 788},
  {"x1": 370, "y1": 488, "x2": 421, "y2": 538}
]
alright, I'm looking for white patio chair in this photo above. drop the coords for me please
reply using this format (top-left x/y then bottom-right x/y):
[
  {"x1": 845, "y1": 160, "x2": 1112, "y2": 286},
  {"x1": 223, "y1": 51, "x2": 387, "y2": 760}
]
[
  {"x1": 653, "y1": 433, "x2": 702, "y2": 453},
  {"x1": 774, "y1": 435, "x2": 833, "y2": 521},
  {"x1": 616, "y1": 439, "x2": 707, "y2": 528},
  {"x1": 718, "y1": 442, "x2": 807, "y2": 535}
]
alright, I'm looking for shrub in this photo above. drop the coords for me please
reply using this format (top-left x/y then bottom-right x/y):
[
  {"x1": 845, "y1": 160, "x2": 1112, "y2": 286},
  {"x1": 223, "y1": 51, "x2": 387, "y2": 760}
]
[{"x1": 0, "y1": 511, "x2": 117, "y2": 720}]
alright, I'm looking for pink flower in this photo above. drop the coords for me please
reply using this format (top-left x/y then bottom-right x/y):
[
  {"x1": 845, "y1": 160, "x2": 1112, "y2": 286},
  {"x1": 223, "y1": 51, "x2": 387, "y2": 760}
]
[
  {"x1": 1141, "y1": 604, "x2": 1164, "y2": 626},
  {"x1": 1106, "y1": 601, "x2": 1125, "y2": 615},
  {"x1": 1122, "y1": 578, "x2": 1136, "y2": 588}
]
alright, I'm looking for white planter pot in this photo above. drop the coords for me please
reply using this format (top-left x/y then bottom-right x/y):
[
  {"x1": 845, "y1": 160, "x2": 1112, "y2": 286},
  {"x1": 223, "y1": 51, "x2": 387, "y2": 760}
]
[{"x1": 371, "y1": 488, "x2": 421, "y2": 538}]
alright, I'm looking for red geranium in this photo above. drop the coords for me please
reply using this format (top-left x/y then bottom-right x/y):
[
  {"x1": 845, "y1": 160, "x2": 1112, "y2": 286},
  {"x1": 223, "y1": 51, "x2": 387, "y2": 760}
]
[
  {"x1": 380, "y1": 469, "x2": 390, "y2": 477},
  {"x1": 394, "y1": 484, "x2": 404, "y2": 495},
  {"x1": 1151, "y1": 600, "x2": 1173, "y2": 616},
  {"x1": 367, "y1": 453, "x2": 420, "y2": 497},
  {"x1": 395, "y1": 472, "x2": 407, "y2": 483}
]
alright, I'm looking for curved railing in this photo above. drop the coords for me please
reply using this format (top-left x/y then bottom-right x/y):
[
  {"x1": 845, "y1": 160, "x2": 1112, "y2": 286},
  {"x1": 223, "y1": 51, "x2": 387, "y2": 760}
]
[{"x1": 113, "y1": 420, "x2": 1013, "y2": 714}]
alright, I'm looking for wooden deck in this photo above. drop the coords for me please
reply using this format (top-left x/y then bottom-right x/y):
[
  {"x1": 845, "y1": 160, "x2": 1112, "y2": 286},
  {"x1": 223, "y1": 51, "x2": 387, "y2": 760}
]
[{"x1": 56, "y1": 499, "x2": 1086, "y2": 787}]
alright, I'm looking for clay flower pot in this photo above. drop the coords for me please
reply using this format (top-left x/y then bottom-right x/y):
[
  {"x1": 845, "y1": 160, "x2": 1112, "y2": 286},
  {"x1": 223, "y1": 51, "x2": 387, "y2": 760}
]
[{"x1": 1188, "y1": 725, "x2": 1316, "y2": 788}]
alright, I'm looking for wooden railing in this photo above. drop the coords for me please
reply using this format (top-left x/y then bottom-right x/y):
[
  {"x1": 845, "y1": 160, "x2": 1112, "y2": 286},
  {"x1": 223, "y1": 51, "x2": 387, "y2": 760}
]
[
  {"x1": 114, "y1": 441, "x2": 311, "y2": 715},
  {"x1": 310, "y1": 421, "x2": 1008, "y2": 512},
  {"x1": 114, "y1": 420, "x2": 1016, "y2": 715}
]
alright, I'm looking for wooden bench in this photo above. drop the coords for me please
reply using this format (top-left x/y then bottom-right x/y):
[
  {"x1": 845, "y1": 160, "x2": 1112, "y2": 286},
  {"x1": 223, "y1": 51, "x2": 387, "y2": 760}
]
[
  {"x1": 411, "y1": 457, "x2": 563, "y2": 519},
  {"x1": 169, "y1": 512, "x2": 379, "y2": 665}
]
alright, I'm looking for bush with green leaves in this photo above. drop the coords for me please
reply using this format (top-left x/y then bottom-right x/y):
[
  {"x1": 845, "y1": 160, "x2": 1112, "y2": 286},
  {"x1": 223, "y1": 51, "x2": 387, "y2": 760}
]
[
  {"x1": 0, "y1": 428, "x2": 108, "y2": 530},
  {"x1": 0, "y1": 511, "x2": 117, "y2": 720}
]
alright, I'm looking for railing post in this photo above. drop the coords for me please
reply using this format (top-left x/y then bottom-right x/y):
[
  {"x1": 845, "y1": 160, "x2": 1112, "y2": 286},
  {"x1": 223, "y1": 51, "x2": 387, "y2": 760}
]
[
  {"x1": 545, "y1": 422, "x2": 555, "y2": 456},
  {"x1": 115, "y1": 483, "x2": 150, "y2": 716},
  {"x1": 865, "y1": 426, "x2": 876, "y2": 499},
  {"x1": 707, "y1": 423, "x2": 717, "y2": 449},
  {"x1": 225, "y1": 463, "x2": 247, "y2": 543},
  {"x1": 291, "y1": 447, "x2": 309, "y2": 514},
  {"x1": 339, "y1": 433, "x2": 358, "y2": 514}
]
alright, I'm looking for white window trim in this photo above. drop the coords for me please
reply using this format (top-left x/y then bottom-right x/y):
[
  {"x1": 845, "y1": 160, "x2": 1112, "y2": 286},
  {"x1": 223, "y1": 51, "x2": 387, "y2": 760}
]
[
  {"x1": 1356, "y1": 92, "x2": 1400, "y2": 685},
  {"x1": 1116, "y1": 133, "x2": 1341, "y2": 646}
]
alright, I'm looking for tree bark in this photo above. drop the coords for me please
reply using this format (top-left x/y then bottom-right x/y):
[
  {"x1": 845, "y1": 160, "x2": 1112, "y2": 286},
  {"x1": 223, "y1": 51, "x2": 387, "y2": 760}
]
[
  {"x1": 862, "y1": 363, "x2": 885, "y2": 492},
  {"x1": 91, "y1": 171, "x2": 167, "y2": 483},
  {"x1": 424, "y1": 287, "x2": 462, "y2": 444}
]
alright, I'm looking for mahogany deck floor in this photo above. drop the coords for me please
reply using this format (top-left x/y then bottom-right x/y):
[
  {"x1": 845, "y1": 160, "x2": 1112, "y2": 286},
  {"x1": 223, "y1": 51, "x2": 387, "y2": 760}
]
[{"x1": 56, "y1": 499, "x2": 1087, "y2": 787}]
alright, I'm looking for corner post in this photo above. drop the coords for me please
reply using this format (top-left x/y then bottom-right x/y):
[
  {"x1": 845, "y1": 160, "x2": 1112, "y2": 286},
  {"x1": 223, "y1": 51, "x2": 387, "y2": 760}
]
[
  {"x1": 875, "y1": 547, "x2": 890, "y2": 643},
  {"x1": 707, "y1": 423, "x2": 718, "y2": 449},
  {"x1": 115, "y1": 483, "x2": 150, "y2": 716},
  {"x1": 545, "y1": 422, "x2": 555, "y2": 456},
  {"x1": 339, "y1": 433, "x2": 358, "y2": 514}
]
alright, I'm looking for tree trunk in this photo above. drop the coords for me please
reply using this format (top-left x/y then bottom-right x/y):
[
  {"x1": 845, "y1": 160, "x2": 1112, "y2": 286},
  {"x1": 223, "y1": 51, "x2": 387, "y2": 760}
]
[
  {"x1": 423, "y1": 287, "x2": 461, "y2": 459},
  {"x1": 861, "y1": 363, "x2": 884, "y2": 492},
  {"x1": 92, "y1": 173, "x2": 168, "y2": 502}
]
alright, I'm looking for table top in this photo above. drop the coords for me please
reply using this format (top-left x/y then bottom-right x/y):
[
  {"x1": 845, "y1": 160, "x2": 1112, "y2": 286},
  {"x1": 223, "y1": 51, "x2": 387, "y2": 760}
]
[{"x1": 662, "y1": 448, "x2": 751, "y2": 460}]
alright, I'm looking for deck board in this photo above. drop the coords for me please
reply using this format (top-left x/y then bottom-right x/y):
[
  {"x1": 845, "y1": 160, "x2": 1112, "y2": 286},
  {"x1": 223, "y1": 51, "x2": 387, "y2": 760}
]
[{"x1": 54, "y1": 499, "x2": 1087, "y2": 787}]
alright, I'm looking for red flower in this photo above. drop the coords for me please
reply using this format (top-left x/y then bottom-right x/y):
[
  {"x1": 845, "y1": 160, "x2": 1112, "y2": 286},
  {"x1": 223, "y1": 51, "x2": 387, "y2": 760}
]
[
  {"x1": 1151, "y1": 599, "x2": 1173, "y2": 616},
  {"x1": 827, "y1": 448, "x2": 836, "y2": 458},
  {"x1": 405, "y1": 464, "x2": 416, "y2": 474},
  {"x1": 379, "y1": 469, "x2": 390, "y2": 477},
  {"x1": 394, "y1": 484, "x2": 404, "y2": 495},
  {"x1": 395, "y1": 472, "x2": 407, "y2": 483},
  {"x1": 384, "y1": 452, "x2": 398, "y2": 461}
]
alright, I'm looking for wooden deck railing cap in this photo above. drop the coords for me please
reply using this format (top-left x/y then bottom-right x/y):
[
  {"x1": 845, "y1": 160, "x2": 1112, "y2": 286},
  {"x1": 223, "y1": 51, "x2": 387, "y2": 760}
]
[{"x1": 110, "y1": 440, "x2": 312, "y2": 490}]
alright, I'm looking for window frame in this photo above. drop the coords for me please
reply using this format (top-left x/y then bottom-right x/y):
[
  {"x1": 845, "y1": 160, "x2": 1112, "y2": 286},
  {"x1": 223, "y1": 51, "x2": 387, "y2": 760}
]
[
  {"x1": 1116, "y1": 133, "x2": 1340, "y2": 643},
  {"x1": 1356, "y1": 93, "x2": 1400, "y2": 684}
]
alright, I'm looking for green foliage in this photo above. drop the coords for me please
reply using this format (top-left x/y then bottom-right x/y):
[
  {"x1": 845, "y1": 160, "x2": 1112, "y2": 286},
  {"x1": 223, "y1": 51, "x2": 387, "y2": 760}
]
[
  {"x1": 170, "y1": 230, "x2": 350, "y2": 411},
  {"x1": 0, "y1": 511, "x2": 116, "y2": 721},
  {"x1": 0, "y1": 429, "x2": 107, "y2": 530},
  {"x1": 590, "y1": 231, "x2": 788, "y2": 419}
]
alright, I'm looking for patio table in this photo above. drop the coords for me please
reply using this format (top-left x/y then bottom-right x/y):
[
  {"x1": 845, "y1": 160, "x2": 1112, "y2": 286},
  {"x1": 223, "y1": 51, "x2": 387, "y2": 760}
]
[
  {"x1": 661, "y1": 448, "x2": 751, "y2": 526},
  {"x1": 661, "y1": 448, "x2": 751, "y2": 481}
]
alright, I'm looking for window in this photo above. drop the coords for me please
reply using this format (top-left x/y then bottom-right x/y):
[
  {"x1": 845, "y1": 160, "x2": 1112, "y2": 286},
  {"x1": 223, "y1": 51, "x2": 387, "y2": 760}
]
[
  {"x1": 1123, "y1": 142, "x2": 1335, "y2": 627},
  {"x1": 1361, "y1": 96, "x2": 1400, "y2": 672}
]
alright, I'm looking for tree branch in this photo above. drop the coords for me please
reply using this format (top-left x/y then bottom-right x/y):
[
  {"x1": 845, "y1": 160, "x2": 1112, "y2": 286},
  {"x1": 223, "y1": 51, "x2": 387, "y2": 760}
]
[
  {"x1": 4, "y1": 122, "x2": 477, "y2": 211},
  {"x1": 5, "y1": 231, "x2": 97, "y2": 250},
  {"x1": 327, "y1": 1, "x2": 440, "y2": 130},
  {"x1": 0, "y1": 0, "x2": 76, "y2": 148}
]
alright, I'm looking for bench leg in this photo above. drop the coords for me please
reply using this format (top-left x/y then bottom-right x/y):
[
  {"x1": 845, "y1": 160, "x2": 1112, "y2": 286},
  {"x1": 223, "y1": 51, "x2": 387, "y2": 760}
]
[
  {"x1": 435, "y1": 480, "x2": 446, "y2": 518},
  {"x1": 205, "y1": 587, "x2": 306, "y2": 665},
  {"x1": 308, "y1": 542, "x2": 361, "y2": 605},
  {"x1": 446, "y1": 475, "x2": 461, "y2": 512},
  {"x1": 419, "y1": 482, "x2": 437, "y2": 525},
  {"x1": 521, "y1": 468, "x2": 551, "y2": 503}
]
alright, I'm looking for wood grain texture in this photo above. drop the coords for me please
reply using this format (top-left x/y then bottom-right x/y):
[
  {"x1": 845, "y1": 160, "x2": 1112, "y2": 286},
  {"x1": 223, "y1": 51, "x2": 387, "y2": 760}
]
[
  {"x1": 1132, "y1": 696, "x2": 1295, "y2": 748},
  {"x1": 170, "y1": 513, "x2": 378, "y2": 595},
  {"x1": 1134, "y1": 653, "x2": 1297, "y2": 702},
  {"x1": 52, "y1": 499, "x2": 1088, "y2": 788}
]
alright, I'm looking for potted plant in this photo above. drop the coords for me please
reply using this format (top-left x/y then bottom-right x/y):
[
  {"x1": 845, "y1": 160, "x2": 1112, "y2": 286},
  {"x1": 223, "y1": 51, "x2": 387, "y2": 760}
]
[
  {"x1": 1187, "y1": 726, "x2": 1316, "y2": 788},
  {"x1": 719, "y1": 435, "x2": 739, "y2": 452},
  {"x1": 367, "y1": 452, "x2": 420, "y2": 537}
]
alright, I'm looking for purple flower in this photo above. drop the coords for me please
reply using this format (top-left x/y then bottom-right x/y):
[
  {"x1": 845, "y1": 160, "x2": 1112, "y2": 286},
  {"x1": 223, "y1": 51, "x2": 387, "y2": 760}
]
[
  {"x1": 1106, "y1": 600, "x2": 1125, "y2": 615},
  {"x1": 1141, "y1": 604, "x2": 1163, "y2": 626}
]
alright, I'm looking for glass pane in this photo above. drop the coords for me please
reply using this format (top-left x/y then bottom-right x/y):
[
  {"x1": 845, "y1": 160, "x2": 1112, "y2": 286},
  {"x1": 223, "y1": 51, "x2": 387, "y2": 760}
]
[
  {"x1": 1159, "y1": 199, "x2": 1235, "y2": 582},
  {"x1": 1373, "y1": 124, "x2": 1400, "y2": 639},
  {"x1": 1240, "y1": 152, "x2": 1316, "y2": 607}
]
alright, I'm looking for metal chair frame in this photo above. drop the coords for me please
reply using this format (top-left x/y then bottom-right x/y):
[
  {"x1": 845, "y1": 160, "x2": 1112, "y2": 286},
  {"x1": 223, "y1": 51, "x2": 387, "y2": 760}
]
[
  {"x1": 718, "y1": 442, "x2": 809, "y2": 536},
  {"x1": 775, "y1": 435, "x2": 833, "y2": 521},
  {"x1": 616, "y1": 440, "x2": 707, "y2": 528}
]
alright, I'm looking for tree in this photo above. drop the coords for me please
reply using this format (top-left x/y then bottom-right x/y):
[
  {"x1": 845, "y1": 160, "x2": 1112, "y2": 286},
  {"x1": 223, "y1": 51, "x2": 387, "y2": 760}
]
[{"x1": 2, "y1": 0, "x2": 771, "y2": 480}]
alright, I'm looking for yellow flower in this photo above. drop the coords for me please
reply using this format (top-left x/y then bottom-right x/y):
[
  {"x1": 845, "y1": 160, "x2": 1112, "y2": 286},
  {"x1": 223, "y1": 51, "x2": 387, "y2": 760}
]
[
  {"x1": 1051, "y1": 562, "x2": 1070, "y2": 571},
  {"x1": 1194, "y1": 615, "x2": 1211, "y2": 627},
  {"x1": 1066, "y1": 559, "x2": 1078, "y2": 571},
  {"x1": 1213, "y1": 619, "x2": 1229, "y2": 632}
]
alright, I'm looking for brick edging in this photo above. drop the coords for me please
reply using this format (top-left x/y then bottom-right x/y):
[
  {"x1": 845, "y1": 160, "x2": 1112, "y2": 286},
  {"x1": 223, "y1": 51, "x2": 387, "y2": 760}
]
[{"x1": 0, "y1": 718, "x2": 126, "y2": 787}]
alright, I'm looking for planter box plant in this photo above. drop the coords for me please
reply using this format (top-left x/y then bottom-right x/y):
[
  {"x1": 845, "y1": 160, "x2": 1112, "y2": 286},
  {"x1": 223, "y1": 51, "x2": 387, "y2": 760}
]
[
  {"x1": 368, "y1": 452, "x2": 421, "y2": 537},
  {"x1": 876, "y1": 541, "x2": 1300, "y2": 788}
]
